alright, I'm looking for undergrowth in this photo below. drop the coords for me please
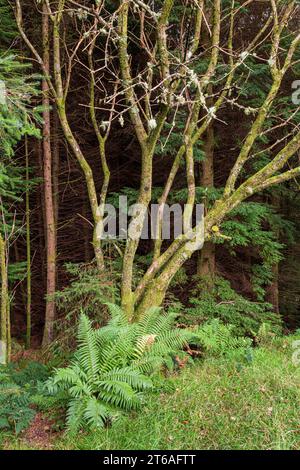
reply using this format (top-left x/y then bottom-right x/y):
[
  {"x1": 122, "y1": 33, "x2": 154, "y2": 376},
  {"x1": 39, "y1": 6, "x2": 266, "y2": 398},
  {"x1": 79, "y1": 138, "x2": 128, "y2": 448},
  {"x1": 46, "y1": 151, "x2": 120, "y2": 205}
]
[
  {"x1": 0, "y1": 299, "x2": 297, "y2": 449},
  {"x1": 45, "y1": 304, "x2": 197, "y2": 434},
  {"x1": 182, "y1": 277, "x2": 282, "y2": 336},
  {"x1": 2, "y1": 331, "x2": 300, "y2": 450},
  {"x1": 0, "y1": 362, "x2": 50, "y2": 435}
]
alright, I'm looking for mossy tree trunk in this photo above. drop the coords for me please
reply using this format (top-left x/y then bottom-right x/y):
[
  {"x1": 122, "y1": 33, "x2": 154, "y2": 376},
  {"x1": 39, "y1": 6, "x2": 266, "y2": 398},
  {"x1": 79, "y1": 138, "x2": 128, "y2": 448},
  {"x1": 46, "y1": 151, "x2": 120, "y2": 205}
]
[{"x1": 197, "y1": 85, "x2": 215, "y2": 285}]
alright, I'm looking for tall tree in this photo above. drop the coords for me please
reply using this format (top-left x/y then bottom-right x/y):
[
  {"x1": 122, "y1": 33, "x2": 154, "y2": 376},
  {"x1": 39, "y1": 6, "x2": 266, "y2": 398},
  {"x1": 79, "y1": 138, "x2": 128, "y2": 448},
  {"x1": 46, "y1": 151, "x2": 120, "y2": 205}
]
[
  {"x1": 15, "y1": 0, "x2": 300, "y2": 322},
  {"x1": 16, "y1": 0, "x2": 113, "y2": 272},
  {"x1": 42, "y1": 2, "x2": 56, "y2": 346},
  {"x1": 0, "y1": 1, "x2": 39, "y2": 359}
]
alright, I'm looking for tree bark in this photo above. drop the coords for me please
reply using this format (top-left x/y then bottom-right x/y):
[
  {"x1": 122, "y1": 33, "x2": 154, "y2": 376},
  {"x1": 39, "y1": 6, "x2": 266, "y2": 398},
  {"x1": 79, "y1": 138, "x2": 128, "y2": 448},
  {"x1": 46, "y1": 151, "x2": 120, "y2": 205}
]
[
  {"x1": 197, "y1": 115, "x2": 215, "y2": 284},
  {"x1": 52, "y1": 110, "x2": 60, "y2": 229},
  {"x1": 0, "y1": 234, "x2": 8, "y2": 364},
  {"x1": 25, "y1": 136, "x2": 32, "y2": 348},
  {"x1": 42, "y1": 5, "x2": 56, "y2": 347}
]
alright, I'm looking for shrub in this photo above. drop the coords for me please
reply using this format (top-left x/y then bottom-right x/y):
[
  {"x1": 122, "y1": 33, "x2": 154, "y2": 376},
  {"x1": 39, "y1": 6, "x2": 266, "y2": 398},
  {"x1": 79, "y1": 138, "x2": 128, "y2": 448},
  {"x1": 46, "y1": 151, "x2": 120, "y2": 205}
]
[
  {"x1": 0, "y1": 362, "x2": 50, "y2": 435},
  {"x1": 50, "y1": 262, "x2": 118, "y2": 356},
  {"x1": 46, "y1": 305, "x2": 195, "y2": 434},
  {"x1": 182, "y1": 277, "x2": 282, "y2": 336},
  {"x1": 194, "y1": 319, "x2": 254, "y2": 367}
]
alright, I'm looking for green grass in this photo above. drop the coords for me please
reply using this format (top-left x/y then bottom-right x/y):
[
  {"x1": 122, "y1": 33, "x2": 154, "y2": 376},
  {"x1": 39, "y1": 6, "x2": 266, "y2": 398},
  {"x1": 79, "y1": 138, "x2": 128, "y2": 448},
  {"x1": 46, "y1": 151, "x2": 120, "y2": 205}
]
[{"x1": 1, "y1": 334, "x2": 300, "y2": 450}]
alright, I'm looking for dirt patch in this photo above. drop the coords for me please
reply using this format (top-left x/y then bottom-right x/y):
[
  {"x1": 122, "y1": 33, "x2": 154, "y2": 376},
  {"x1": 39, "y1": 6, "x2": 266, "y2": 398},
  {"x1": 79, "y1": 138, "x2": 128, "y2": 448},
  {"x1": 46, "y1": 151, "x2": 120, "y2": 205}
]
[
  {"x1": 21, "y1": 412, "x2": 59, "y2": 449},
  {"x1": 11, "y1": 348, "x2": 44, "y2": 364}
]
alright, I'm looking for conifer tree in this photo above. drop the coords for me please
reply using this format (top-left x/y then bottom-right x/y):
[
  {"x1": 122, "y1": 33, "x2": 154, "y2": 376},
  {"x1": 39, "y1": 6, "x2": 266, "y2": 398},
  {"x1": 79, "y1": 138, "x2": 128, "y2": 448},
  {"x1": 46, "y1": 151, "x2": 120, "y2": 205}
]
[{"x1": 0, "y1": 0, "x2": 39, "y2": 361}]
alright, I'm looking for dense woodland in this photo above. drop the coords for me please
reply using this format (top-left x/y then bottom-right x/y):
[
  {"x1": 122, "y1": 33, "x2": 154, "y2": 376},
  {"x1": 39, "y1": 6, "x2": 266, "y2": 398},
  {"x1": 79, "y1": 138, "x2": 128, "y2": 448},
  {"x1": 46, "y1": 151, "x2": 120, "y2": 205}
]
[{"x1": 0, "y1": 0, "x2": 300, "y2": 450}]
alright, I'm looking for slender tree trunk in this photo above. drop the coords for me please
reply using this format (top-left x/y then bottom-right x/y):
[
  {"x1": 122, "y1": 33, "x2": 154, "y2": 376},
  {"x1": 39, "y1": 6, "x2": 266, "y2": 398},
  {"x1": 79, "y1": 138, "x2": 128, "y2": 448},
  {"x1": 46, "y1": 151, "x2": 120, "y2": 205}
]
[
  {"x1": 42, "y1": 5, "x2": 56, "y2": 347},
  {"x1": 25, "y1": 136, "x2": 31, "y2": 348},
  {"x1": 52, "y1": 110, "x2": 60, "y2": 298},
  {"x1": 7, "y1": 296, "x2": 11, "y2": 362},
  {"x1": 35, "y1": 139, "x2": 47, "y2": 324},
  {"x1": 57, "y1": 105, "x2": 105, "y2": 271},
  {"x1": 52, "y1": 16, "x2": 104, "y2": 271},
  {"x1": 0, "y1": 234, "x2": 8, "y2": 364},
  {"x1": 198, "y1": 242, "x2": 215, "y2": 280},
  {"x1": 197, "y1": 107, "x2": 215, "y2": 284},
  {"x1": 82, "y1": 200, "x2": 90, "y2": 262},
  {"x1": 52, "y1": 110, "x2": 60, "y2": 229}
]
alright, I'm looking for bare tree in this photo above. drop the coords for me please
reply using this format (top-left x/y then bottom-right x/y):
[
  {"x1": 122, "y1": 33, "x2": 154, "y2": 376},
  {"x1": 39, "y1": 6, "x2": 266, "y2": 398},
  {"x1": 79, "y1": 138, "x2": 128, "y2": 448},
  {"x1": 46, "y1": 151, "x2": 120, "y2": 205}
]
[
  {"x1": 16, "y1": 0, "x2": 116, "y2": 272},
  {"x1": 15, "y1": 0, "x2": 300, "y2": 321}
]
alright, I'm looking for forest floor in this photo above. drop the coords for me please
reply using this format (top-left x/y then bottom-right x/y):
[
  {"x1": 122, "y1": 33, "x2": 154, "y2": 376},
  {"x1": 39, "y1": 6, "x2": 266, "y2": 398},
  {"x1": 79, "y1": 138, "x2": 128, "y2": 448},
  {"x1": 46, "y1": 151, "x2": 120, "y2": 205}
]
[{"x1": 1, "y1": 334, "x2": 300, "y2": 450}]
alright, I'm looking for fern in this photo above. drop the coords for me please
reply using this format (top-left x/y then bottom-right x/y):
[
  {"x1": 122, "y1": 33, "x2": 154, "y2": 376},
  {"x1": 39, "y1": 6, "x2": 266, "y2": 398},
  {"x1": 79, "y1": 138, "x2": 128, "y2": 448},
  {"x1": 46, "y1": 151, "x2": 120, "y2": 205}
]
[
  {"x1": 195, "y1": 319, "x2": 252, "y2": 359},
  {"x1": 0, "y1": 362, "x2": 51, "y2": 435},
  {"x1": 76, "y1": 313, "x2": 99, "y2": 382},
  {"x1": 47, "y1": 306, "x2": 195, "y2": 433}
]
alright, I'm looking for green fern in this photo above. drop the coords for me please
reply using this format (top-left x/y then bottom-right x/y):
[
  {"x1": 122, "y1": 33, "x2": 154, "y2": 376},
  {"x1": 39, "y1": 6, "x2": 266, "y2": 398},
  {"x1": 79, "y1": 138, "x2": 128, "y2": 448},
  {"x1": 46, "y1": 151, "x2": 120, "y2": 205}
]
[
  {"x1": 0, "y1": 362, "x2": 50, "y2": 435},
  {"x1": 195, "y1": 319, "x2": 252, "y2": 357},
  {"x1": 47, "y1": 306, "x2": 194, "y2": 433}
]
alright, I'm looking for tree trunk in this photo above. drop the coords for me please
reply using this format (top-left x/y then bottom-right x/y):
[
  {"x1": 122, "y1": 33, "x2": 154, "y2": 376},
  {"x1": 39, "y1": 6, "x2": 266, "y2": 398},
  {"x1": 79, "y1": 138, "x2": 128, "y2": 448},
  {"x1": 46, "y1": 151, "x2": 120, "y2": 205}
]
[
  {"x1": 197, "y1": 108, "x2": 215, "y2": 284},
  {"x1": 134, "y1": 179, "x2": 261, "y2": 318},
  {"x1": 52, "y1": 17, "x2": 104, "y2": 271},
  {"x1": 198, "y1": 242, "x2": 216, "y2": 280},
  {"x1": 52, "y1": 110, "x2": 60, "y2": 229},
  {"x1": 25, "y1": 136, "x2": 32, "y2": 348},
  {"x1": 42, "y1": 5, "x2": 56, "y2": 347},
  {"x1": 0, "y1": 234, "x2": 8, "y2": 364}
]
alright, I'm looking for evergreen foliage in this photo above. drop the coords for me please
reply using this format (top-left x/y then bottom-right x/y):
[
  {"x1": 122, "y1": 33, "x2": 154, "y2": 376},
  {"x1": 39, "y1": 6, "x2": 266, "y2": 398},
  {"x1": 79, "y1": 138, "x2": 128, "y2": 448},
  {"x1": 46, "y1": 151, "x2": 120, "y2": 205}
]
[
  {"x1": 51, "y1": 263, "x2": 119, "y2": 355},
  {"x1": 0, "y1": 54, "x2": 40, "y2": 157},
  {"x1": 183, "y1": 277, "x2": 282, "y2": 336}
]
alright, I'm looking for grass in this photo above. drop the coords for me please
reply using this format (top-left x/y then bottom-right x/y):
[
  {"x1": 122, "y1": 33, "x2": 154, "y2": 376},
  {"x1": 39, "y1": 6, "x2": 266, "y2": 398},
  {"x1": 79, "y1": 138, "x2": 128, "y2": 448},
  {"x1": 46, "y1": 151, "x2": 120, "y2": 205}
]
[{"x1": 1, "y1": 333, "x2": 300, "y2": 450}]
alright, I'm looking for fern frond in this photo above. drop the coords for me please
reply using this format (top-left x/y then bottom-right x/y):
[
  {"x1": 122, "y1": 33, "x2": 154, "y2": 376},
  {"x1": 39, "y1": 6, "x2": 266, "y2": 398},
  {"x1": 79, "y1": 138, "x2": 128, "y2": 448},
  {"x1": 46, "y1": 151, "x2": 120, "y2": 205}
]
[
  {"x1": 50, "y1": 302, "x2": 197, "y2": 432},
  {"x1": 101, "y1": 367, "x2": 153, "y2": 391},
  {"x1": 83, "y1": 397, "x2": 109, "y2": 429},
  {"x1": 194, "y1": 320, "x2": 252, "y2": 356},
  {"x1": 133, "y1": 355, "x2": 165, "y2": 374},
  {"x1": 139, "y1": 309, "x2": 178, "y2": 337},
  {"x1": 95, "y1": 324, "x2": 131, "y2": 349},
  {"x1": 133, "y1": 307, "x2": 162, "y2": 337},
  {"x1": 105, "y1": 302, "x2": 128, "y2": 327},
  {"x1": 151, "y1": 329, "x2": 190, "y2": 354},
  {"x1": 98, "y1": 381, "x2": 141, "y2": 411},
  {"x1": 76, "y1": 314, "x2": 99, "y2": 381},
  {"x1": 132, "y1": 334, "x2": 158, "y2": 359},
  {"x1": 99, "y1": 336, "x2": 134, "y2": 372},
  {"x1": 66, "y1": 398, "x2": 86, "y2": 434},
  {"x1": 52, "y1": 366, "x2": 84, "y2": 386}
]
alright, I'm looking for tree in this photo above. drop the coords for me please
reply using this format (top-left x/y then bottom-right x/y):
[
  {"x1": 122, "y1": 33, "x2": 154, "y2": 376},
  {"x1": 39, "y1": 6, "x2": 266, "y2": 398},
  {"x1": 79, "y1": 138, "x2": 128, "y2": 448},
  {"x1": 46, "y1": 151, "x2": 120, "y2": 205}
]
[
  {"x1": 15, "y1": 0, "x2": 300, "y2": 321},
  {"x1": 0, "y1": 3, "x2": 39, "y2": 360},
  {"x1": 16, "y1": 0, "x2": 114, "y2": 272},
  {"x1": 41, "y1": 1, "x2": 57, "y2": 346}
]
